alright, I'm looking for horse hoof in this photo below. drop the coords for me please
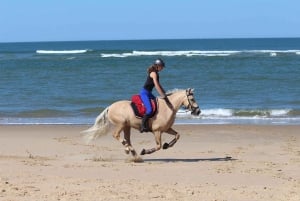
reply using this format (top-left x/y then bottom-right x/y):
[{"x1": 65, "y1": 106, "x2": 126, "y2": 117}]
[
  {"x1": 125, "y1": 149, "x2": 130, "y2": 155},
  {"x1": 163, "y1": 143, "x2": 169, "y2": 149},
  {"x1": 133, "y1": 156, "x2": 144, "y2": 163},
  {"x1": 131, "y1": 150, "x2": 137, "y2": 157},
  {"x1": 140, "y1": 149, "x2": 146, "y2": 155},
  {"x1": 126, "y1": 156, "x2": 144, "y2": 163}
]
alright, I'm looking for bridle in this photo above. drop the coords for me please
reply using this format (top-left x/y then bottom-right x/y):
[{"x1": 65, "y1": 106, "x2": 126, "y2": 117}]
[{"x1": 186, "y1": 89, "x2": 200, "y2": 115}]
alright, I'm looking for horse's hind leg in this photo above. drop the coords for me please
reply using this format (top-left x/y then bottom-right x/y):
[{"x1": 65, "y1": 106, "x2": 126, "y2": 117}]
[
  {"x1": 112, "y1": 125, "x2": 137, "y2": 157},
  {"x1": 112, "y1": 125, "x2": 127, "y2": 148},
  {"x1": 123, "y1": 126, "x2": 137, "y2": 157}
]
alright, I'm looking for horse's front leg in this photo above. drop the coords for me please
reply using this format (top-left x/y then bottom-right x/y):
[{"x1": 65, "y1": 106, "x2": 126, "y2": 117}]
[
  {"x1": 162, "y1": 127, "x2": 180, "y2": 150},
  {"x1": 140, "y1": 131, "x2": 162, "y2": 155}
]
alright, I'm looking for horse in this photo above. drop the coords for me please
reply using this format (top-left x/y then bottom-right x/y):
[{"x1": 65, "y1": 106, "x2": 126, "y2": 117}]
[{"x1": 83, "y1": 88, "x2": 201, "y2": 159}]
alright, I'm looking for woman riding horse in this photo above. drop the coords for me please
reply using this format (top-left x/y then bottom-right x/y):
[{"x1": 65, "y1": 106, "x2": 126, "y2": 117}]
[
  {"x1": 140, "y1": 58, "x2": 171, "y2": 132},
  {"x1": 83, "y1": 88, "x2": 201, "y2": 159}
]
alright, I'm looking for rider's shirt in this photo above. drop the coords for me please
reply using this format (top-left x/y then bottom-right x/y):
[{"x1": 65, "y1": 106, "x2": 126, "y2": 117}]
[{"x1": 143, "y1": 72, "x2": 159, "y2": 92}]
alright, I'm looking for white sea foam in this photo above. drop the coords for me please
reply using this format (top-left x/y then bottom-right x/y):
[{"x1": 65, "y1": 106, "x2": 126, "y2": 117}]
[
  {"x1": 176, "y1": 109, "x2": 191, "y2": 116},
  {"x1": 36, "y1": 49, "x2": 88, "y2": 54},
  {"x1": 249, "y1": 50, "x2": 297, "y2": 53},
  {"x1": 176, "y1": 108, "x2": 292, "y2": 119},
  {"x1": 101, "y1": 49, "x2": 300, "y2": 58},
  {"x1": 201, "y1": 109, "x2": 233, "y2": 117},
  {"x1": 101, "y1": 50, "x2": 240, "y2": 58},
  {"x1": 270, "y1": 109, "x2": 290, "y2": 116}
]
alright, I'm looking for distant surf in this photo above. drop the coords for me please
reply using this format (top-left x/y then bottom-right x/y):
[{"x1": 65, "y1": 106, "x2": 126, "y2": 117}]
[
  {"x1": 101, "y1": 50, "x2": 300, "y2": 58},
  {"x1": 36, "y1": 49, "x2": 88, "y2": 54}
]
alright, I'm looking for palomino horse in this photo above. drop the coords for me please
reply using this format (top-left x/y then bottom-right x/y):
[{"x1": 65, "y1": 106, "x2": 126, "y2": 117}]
[{"x1": 83, "y1": 88, "x2": 201, "y2": 159}]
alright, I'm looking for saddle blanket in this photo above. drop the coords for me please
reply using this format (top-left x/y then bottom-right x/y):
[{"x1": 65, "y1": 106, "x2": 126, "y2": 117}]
[{"x1": 130, "y1": 95, "x2": 157, "y2": 118}]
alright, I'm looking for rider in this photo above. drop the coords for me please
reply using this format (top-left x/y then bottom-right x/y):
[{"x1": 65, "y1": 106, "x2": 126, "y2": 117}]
[{"x1": 140, "y1": 58, "x2": 169, "y2": 132}]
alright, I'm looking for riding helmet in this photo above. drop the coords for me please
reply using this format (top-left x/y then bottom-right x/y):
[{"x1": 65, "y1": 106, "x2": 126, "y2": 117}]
[{"x1": 154, "y1": 58, "x2": 165, "y2": 67}]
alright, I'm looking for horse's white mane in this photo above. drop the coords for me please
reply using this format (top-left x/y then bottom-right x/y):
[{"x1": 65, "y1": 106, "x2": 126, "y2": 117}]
[{"x1": 166, "y1": 88, "x2": 185, "y2": 96}]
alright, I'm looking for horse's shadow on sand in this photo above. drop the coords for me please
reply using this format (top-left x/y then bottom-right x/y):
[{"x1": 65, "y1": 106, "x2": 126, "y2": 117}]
[{"x1": 143, "y1": 156, "x2": 236, "y2": 163}]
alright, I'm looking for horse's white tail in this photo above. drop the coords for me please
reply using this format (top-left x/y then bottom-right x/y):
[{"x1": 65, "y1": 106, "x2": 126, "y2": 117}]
[{"x1": 82, "y1": 107, "x2": 110, "y2": 143}]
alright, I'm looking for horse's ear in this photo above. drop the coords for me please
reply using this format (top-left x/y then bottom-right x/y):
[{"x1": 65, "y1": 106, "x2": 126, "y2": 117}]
[{"x1": 187, "y1": 88, "x2": 194, "y2": 93}]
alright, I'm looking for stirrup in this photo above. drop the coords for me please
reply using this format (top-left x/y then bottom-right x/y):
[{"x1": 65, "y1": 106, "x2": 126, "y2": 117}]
[{"x1": 140, "y1": 127, "x2": 151, "y2": 133}]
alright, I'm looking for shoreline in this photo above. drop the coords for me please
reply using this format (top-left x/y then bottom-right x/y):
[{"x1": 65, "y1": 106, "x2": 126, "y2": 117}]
[
  {"x1": 1, "y1": 124, "x2": 299, "y2": 200},
  {"x1": 2, "y1": 109, "x2": 300, "y2": 126},
  {"x1": 1, "y1": 117, "x2": 300, "y2": 126}
]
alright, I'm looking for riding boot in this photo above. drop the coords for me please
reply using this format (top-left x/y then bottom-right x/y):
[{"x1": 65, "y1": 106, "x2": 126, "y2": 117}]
[{"x1": 140, "y1": 114, "x2": 151, "y2": 133}]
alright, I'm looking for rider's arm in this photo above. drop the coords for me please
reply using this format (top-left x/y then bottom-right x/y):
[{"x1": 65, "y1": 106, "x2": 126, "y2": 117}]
[
  {"x1": 150, "y1": 72, "x2": 166, "y2": 98},
  {"x1": 151, "y1": 72, "x2": 173, "y2": 110}
]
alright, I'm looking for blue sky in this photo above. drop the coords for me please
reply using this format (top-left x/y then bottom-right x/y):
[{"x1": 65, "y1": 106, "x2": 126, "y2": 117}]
[{"x1": 1, "y1": 0, "x2": 300, "y2": 42}]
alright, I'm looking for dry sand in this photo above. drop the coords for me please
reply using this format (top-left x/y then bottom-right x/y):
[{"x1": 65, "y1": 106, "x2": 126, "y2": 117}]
[{"x1": 0, "y1": 124, "x2": 299, "y2": 201}]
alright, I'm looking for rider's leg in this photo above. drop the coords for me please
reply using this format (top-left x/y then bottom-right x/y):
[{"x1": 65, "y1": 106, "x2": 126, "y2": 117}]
[
  {"x1": 141, "y1": 114, "x2": 152, "y2": 132},
  {"x1": 140, "y1": 89, "x2": 153, "y2": 132}
]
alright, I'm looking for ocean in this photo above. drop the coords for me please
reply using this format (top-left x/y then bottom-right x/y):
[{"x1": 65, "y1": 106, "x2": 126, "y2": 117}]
[{"x1": 1, "y1": 38, "x2": 300, "y2": 125}]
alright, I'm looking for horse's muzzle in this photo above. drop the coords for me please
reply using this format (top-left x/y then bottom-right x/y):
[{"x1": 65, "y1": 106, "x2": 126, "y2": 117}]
[{"x1": 192, "y1": 108, "x2": 201, "y2": 116}]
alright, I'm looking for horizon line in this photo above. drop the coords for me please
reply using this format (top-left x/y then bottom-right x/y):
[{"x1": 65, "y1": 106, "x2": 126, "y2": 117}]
[{"x1": 1, "y1": 36, "x2": 300, "y2": 44}]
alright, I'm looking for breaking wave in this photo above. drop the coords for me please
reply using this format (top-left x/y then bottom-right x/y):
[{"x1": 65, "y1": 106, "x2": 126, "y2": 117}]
[
  {"x1": 33, "y1": 49, "x2": 300, "y2": 57},
  {"x1": 174, "y1": 108, "x2": 300, "y2": 124},
  {"x1": 177, "y1": 108, "x2": 299, "y2": 118},
  {"x1": 36, "y1": 49, "x2": 89, "y2": 54},
  {"x1": 101, "y1": 50, "x2": 300, "y2": 58}
]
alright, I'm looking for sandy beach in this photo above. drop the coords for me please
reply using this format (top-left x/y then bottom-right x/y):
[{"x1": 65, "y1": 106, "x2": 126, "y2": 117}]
[{"x1": 0, "y1": 124, "x2": 299, "y2": 201}]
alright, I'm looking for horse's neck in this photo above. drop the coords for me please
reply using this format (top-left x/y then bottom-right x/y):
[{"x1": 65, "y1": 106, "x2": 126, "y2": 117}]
[{"x1": 169, "y1": 91, "x2": 185, "y2": 111}]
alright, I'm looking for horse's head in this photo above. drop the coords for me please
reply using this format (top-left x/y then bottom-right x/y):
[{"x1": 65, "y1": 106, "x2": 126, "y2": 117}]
[{"x1": 183, "y1": 88, "x2": 201, "y2": 116}]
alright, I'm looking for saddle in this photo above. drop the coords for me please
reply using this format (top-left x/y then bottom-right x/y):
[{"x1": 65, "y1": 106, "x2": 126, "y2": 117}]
[{"x1": 130, "y1": 95, "x2": 158, "y2": 118}]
